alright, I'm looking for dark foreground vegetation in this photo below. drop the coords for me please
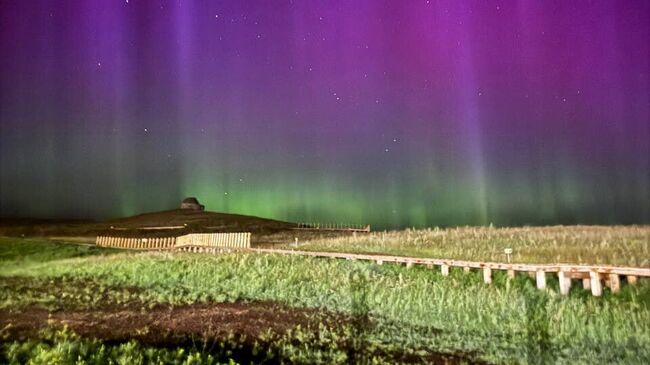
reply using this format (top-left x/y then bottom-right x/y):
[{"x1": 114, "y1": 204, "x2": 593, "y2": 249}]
[{"x1": 1, "y1": 237, "x2": 649, "y2": 364}]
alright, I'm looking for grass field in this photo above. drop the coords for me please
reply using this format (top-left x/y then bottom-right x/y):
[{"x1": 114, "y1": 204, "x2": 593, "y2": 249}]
[
  {"x1": 282, "y1": 226, "x2": 650, "y2": 267},
  {"x1": 1, "y1": 234, "x2": 650, "y2": 364}
]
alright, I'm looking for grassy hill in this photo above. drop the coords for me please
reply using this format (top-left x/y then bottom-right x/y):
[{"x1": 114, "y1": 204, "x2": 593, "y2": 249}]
[{"x1": 0, "y1": 209, "x2": 297, "y2": 239}]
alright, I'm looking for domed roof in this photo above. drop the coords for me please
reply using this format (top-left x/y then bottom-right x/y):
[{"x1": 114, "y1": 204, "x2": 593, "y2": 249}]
[
  {"x1": 181, "y1": 197, "x2": 200, "y2": 205},
  {"x1": 180, "y1": 197, "x2": 204, "y2": 211}
]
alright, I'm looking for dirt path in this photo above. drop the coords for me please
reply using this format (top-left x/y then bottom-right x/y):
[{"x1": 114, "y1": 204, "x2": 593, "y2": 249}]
[
  {"x1": 0, "y1": 301, "x2": 334, "y2": 346},
  {"x1": 0, "y1": 301, "x2": 488, "y2": 364}
]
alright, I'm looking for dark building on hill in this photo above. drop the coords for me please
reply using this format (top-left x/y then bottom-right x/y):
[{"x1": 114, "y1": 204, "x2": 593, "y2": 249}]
[{"x1": 180, "y1": 197, "x2": 205, "y2": 211}]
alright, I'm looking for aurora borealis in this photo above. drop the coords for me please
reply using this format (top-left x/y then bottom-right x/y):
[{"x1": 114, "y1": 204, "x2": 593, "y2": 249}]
[{"x1": 0, "y1": 1, "x2": 648, "y2": 228}]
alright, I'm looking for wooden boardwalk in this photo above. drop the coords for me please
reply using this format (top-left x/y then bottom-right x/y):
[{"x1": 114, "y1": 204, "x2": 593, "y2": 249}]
[
  {"x1": 95, "y1": 232, "x2": 649, "y2": 297},
  {"x1": 250, "y1": 248, "x2": 650, "y2": 297}
]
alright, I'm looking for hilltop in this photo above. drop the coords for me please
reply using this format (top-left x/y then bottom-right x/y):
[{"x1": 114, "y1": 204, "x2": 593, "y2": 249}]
[{"x1": 0, "y1": 209, "x2": 296, "y2": 238}]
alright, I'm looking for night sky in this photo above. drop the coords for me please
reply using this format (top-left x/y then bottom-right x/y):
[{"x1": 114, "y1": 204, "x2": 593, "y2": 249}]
[{"x1": 1, "y1": 1, "x2": 648, "y2": 228}]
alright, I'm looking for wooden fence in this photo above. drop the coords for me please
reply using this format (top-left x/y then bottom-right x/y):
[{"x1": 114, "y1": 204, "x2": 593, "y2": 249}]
[
  {"x1": 96, "y1": 236, "x2": 176, "y2": 249},
  {"x1": 96, "y1": 232, "x2": 251, "y2": 250},
  {"x1": 251, "y1": 248, "x2": 650, "y2": 297},
  {"x1": 175, "y1": 233, "x2": 250, "y2": 249},
  {"x1": 294, "y1": 223, "x2": 371, "y2": 232}
]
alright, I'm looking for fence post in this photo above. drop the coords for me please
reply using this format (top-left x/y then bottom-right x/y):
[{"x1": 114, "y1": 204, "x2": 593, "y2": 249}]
[
  {"x1": 627, "y1": 275, "x2": 638, "y2": 285},
  {"x1": 590, "y1": 271, "x2": 602, "y2": 296},
  {"x1": 608, "y1": 274, "x2": 620, "y2": 293},
  {"x1": 558, "y1": 271, "x2": 571, "y2": 295},
  {"x1": 536, "y1": 270, "x2": 546, "y2": 290},
  {"x1": 441, "y1": 264, "x2": 449, "y2": 276},
  {"x1": 507, "y1": 269, "x2": 515, "y2": 279},
  {"x1": 483, "y1": 267, "x2": 492, "y2": 284}
]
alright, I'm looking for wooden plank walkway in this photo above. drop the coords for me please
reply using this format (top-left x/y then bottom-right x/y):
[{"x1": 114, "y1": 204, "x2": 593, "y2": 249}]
[{"x1": 250, "y1": 248, "x2": 650, "y2": 297}]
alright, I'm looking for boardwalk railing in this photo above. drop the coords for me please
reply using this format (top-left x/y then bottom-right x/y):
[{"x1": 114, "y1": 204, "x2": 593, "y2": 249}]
[
  {"x1": 250, "y1": 248, "x2": 650, "y2": 297},
  {"x1": 96, "y1": 232, "x2": 251, "y2": 250},
  {"x1": 293, "y1": 223, "x2": 371, "y2": 233}
]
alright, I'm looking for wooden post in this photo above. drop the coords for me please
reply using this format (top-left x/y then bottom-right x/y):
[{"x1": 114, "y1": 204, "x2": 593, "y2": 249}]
[
  {"x1": 406, "y1": 262, "x2": 413, "y2": 269},
  {"x1": 441, "y1": 264, "x2": 449, "y2": 276},
  {"x1": 582, "y1": 278, "x2": 591, "y2": 290},
  {"x1": 627, "y1": 275, "x2": 638, "y2": 285},
  {"x1": 483, "y1": 267, "x2": 492, "y2": 284},
  {"x1": 536, "y1": 270, "x2": 546, "y2": 290},
  {"x1": 507, "y1": 269, "x2": 515, "y2": 280},
  {"x1": 463, "y1": 266, "x2": 470, "y2": 273},
  {"x1": 376, "y1": 259, "x2": 383, "y2": 265},
  {"x1": 558, "y1": 271, "x2": 571, "y2": 295},
  {"x1": 608, "y1": 274, "x2": 620, "y2": 293},
  {"x1": 590, "y1": 271, "x2": 602, "y2": 297}
]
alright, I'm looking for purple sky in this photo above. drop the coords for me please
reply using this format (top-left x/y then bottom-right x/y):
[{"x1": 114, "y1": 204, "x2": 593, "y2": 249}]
[{"x1": 1, "y1": 1, "x2": 648, "y2": 227}]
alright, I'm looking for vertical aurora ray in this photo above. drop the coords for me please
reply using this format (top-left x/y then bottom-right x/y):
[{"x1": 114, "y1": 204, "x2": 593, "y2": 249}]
[{"x1": 0, "y1": 1, "x2": 648, "y2": 228}]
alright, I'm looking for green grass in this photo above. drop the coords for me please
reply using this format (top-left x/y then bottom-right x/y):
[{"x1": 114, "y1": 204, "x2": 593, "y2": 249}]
[
  {"x1": 0, "y1": 237, "x2": 121, "y2": 269},
  {"x1": 2, "y1": 237, "x2": 650, "y2": 364},
  {"x1": 285, "y1": 226, "x2": 650, "y2": 267}
]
